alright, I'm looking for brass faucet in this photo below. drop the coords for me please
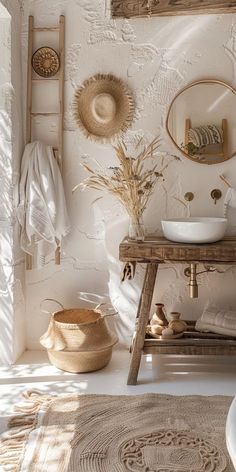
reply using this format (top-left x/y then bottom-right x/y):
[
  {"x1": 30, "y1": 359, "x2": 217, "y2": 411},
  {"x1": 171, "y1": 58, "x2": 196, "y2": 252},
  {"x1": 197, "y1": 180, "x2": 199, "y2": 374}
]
[
  {"x1": 184, "y1": 264, "x2": 217, "y2": 298},
  {"x1": 211, "y1": 189, "x2": 222, "y2": 204},
  {"x1": 186, "y1": 263, "x2": 198, "y2": 298}
]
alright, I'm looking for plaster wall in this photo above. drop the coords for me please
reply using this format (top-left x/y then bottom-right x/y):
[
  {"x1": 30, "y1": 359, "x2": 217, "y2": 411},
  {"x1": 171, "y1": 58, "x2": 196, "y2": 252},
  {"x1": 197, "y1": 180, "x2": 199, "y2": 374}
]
[
  {"x1": 0, "y1": 0, "x2": 25, "y2": 363},
  {"x1": 21, "y1": 0, "x2": 236, "y2": 350}
]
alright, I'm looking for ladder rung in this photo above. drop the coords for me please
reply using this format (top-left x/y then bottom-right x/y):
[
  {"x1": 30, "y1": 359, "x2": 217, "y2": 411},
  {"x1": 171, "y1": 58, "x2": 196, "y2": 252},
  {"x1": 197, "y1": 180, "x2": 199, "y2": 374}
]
[
  {"x1": 31, "y1": 112, "x2": 59, "y2": 116},
  {"x1": 32, "y1": 78, "x2": 59, "y2": 82},
  {"x1": 33, "y1": 27, "x2": 59, "y2": 32}
]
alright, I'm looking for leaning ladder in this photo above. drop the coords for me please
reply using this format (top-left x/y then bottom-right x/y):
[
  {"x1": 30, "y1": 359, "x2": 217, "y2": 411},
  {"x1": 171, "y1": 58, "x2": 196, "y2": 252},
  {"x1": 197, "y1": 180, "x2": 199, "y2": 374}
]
[{"x1": 26, "y1": 15, "x2": 65, "y2": 270}]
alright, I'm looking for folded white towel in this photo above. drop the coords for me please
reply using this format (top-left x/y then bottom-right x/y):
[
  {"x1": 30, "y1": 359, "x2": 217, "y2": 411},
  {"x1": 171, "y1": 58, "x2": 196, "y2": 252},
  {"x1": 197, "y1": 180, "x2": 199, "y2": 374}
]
[
  {"x1": 17, "y1": 141, "x2": 70, "y2": 267},
  {"x1": 196, "y1": 305, "x2": 236, "y2": 337}
]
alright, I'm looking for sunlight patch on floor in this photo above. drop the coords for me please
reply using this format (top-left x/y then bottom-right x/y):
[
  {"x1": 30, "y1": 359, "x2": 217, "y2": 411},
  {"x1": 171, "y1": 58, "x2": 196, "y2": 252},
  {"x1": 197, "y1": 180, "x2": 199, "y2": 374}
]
[{"x1": 0, "y1": 348, "x2": 236, "y2": 433}]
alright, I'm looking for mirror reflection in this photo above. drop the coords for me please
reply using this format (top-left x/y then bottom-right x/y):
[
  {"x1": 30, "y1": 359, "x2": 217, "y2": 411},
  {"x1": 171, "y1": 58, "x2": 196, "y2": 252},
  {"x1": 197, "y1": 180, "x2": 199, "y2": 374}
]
[{"x1": 166, "y1": 80, "x2": 236, "y2": 165}]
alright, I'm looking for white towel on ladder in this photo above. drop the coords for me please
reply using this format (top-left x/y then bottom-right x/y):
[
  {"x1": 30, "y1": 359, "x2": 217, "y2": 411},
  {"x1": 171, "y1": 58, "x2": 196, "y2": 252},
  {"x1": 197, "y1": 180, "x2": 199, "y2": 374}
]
[{"x1": 17, "y1": 141, "x2": 70, "y2": 267}]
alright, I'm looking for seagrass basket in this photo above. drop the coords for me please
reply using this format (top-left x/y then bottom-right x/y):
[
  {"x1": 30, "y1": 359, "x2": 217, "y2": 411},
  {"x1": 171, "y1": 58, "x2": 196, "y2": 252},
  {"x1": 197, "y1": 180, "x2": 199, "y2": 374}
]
[
  {"x1": 40, "y1": 300, "x2": 118, "y2": 373},
  {"x1": 47, "y1": 346, "x2": 114, "y2": 374}
]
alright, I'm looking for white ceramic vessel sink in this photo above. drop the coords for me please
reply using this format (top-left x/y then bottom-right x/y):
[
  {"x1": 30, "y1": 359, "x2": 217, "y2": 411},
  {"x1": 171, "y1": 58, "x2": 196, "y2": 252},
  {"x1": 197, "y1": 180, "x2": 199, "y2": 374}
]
[
  {"x1": 161, "y1": 217, "x2": 227, "y2": 244},
  {"x1": 226, "y1": 396, "x2": 236, "y2": 470}
]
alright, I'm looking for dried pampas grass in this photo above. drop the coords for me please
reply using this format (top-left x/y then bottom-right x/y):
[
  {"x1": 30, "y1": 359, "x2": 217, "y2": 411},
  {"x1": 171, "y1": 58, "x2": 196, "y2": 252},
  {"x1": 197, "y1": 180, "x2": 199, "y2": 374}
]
[{"x1": 73, "y1": 137, "x2": 180, "y2": 229}]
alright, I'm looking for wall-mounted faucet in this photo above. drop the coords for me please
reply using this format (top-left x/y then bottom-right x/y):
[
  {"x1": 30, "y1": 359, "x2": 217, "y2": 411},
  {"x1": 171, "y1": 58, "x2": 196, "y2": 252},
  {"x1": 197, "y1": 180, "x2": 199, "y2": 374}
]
[{"x1": 211, "y1": 188, "x2": 222, "y2": 204}]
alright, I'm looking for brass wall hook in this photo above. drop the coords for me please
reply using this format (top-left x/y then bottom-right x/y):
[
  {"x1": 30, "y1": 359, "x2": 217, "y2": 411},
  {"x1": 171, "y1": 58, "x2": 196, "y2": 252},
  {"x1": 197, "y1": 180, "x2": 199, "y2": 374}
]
[{"x1": 211, "y1": 188, "x2": 222, "y2": 204}]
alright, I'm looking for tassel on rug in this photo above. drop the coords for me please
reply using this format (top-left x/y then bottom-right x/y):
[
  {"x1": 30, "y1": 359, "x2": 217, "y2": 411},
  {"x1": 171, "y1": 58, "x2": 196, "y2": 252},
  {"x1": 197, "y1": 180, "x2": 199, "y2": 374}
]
[{"x1": 0, "y1": 390, "x2": 54, "y2": 471}]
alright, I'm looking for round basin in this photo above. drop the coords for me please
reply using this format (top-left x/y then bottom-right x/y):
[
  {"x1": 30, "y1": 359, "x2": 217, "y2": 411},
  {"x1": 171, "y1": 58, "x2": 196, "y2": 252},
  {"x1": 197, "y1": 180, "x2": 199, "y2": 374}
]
[
  {"x1": 226, "y1": 396, "x2": 236, "y2": 469},
  {"x1": 161, "y1": 217, "x2": 228, "y2": 243}
]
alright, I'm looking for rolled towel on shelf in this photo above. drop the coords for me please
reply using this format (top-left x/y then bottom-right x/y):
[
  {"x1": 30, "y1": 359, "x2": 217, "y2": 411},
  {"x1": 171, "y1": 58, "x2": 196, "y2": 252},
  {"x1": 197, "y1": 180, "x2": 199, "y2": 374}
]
[
  {"x1": 196, "y1": 305, "x2": 236, "y2": 337},
  {"x1": 188, "y1": 124, "x2": 223, "y2": 148}
]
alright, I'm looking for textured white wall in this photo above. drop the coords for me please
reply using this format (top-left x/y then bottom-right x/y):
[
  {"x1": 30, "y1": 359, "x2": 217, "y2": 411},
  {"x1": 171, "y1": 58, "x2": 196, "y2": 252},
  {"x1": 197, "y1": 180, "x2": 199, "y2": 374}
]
[
  {"x1": 21, "y1": 0, "x2": 236, "y2": 350},
  {"x1": 0, "y1": 0, "x2": 25, "y2": 363}
]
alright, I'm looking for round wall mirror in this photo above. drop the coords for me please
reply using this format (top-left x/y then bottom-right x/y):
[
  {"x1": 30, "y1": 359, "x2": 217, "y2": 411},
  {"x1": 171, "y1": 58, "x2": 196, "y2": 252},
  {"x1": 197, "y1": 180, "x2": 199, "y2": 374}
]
[{"x1": 166, "y1": 80, "x2": 236, "y2": 165}]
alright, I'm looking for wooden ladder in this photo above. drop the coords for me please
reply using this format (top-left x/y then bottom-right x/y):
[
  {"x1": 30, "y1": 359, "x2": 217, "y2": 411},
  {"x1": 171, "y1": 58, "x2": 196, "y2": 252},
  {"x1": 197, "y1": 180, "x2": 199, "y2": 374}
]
[{"x1": 26, "y1": 15, "x2": 65, "y2": 270}]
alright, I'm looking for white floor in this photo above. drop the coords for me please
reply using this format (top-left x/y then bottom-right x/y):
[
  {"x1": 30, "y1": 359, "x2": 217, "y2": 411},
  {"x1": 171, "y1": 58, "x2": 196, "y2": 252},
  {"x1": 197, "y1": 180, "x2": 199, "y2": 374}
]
[{"x1": 1, "y1": 349, "x2": 236, "y2": 432}]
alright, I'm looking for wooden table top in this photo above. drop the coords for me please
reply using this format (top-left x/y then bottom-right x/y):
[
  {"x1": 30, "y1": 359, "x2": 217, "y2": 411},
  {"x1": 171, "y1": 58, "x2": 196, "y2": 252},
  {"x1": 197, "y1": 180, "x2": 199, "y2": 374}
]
[{"x1": 119, "y1": 236, "x2": 236, "y2": 263}]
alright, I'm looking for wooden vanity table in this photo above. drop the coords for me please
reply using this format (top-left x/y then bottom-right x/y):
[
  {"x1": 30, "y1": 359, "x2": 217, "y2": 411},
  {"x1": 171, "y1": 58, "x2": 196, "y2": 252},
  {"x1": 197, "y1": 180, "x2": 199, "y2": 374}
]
[{"x1": 119, "y1": 236, "x2": 236, "y2": 385}]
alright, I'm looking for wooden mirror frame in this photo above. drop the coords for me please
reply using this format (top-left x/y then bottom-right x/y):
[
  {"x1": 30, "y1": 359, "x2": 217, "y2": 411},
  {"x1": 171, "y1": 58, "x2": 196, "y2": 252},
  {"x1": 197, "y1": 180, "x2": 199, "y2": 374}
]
[
  {"x1": 111, "y1": 1, "x2": 236, "y2": 18},
  {"x1": 166, "y1": 79, "x2": 236, "y2": 165}
]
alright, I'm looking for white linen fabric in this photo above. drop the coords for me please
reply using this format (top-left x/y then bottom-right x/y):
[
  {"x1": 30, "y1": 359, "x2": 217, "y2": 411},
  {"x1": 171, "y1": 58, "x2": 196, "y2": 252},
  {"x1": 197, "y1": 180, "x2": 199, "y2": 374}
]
[
  {"x1": 17, "y1": 141, "x2": 70, "y2": 267},
  {"x1": 224, "y1": 187, "x2": 236, "y2": 217},
  {"x1": 196, "y1": 305, "x2": 236, "y2": 337}
]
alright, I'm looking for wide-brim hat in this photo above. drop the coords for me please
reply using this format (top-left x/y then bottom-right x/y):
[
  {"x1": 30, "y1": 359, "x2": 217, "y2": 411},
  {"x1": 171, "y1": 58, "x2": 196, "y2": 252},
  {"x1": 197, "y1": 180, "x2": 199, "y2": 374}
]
[{"x1": 73, "y1": 74, "x2": 135, "y2": 142}]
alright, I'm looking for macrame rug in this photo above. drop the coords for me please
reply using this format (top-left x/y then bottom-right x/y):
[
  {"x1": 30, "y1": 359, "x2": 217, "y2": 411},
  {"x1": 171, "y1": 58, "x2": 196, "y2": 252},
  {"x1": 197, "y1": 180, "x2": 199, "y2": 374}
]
[{"x1": 0, "y1": 391, "x2": 233, "y2": 472}]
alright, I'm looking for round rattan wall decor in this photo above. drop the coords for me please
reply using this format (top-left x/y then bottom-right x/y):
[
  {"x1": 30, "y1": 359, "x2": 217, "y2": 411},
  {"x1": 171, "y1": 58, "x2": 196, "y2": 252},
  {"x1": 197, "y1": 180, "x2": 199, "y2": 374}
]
[
  {"x1": 73, "y1": 74, "x2": 135, "y2": 142},
  {"x1": 32, "y1": 47, "x2": 60, "y2": 78}
]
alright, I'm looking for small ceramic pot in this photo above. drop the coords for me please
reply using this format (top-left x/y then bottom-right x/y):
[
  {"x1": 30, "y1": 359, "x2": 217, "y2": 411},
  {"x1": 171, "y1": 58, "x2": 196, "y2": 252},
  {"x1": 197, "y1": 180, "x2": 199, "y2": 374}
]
[
  {"x1": 152, "y1": 303, "x2": 168, "y2": 327},
  {"x1": 168, "y1": 312, "x2": 187, "y2": 333}
]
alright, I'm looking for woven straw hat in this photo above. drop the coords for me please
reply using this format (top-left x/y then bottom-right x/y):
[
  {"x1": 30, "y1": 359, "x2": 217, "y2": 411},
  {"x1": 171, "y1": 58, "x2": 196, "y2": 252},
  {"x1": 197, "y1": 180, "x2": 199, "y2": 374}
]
[{"x1": 73, "y1": 74, "x2": 135, "y2": 142}]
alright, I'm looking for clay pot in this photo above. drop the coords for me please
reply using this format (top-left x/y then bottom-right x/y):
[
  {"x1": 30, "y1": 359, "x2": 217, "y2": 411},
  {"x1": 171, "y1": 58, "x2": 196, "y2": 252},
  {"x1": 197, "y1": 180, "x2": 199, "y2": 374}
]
[
  {"x1": 152, "y1": 303, "x2": 168, "y2": 327},
  {"x1": 169, "y1": 312, "x2": 187, "y2": 333}
]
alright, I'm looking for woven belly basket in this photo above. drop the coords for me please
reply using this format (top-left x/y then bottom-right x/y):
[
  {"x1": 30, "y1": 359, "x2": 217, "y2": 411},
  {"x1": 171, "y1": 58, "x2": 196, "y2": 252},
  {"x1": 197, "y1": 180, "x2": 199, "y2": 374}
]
[{"x1": 40, "y1": 301, "x2": 118, "y2": 373}]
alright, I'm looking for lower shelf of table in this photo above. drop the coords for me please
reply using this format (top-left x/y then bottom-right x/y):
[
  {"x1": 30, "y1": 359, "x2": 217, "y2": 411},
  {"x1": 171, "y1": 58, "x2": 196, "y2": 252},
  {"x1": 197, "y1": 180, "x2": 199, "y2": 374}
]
[{"x1": 144, "y1": 328, "x2": 236, "y2": 356}]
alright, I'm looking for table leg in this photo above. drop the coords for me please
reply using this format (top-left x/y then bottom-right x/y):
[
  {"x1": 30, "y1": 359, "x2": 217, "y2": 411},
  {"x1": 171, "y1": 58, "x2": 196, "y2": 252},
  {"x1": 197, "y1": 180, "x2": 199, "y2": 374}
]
[
  {"x1": 129, "y1": 285, "x2": 143, "y2": 354},
  {"x1": 127, "y1": 263, "x2": 158, "y2": 385}
]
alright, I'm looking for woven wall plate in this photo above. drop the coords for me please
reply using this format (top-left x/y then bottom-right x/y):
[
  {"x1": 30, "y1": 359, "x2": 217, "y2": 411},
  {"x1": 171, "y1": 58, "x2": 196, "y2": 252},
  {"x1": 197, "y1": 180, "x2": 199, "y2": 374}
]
[
  {"x1": 73, "y1": 74, "x2": 135, "y2": 142},
  {"x1": 32, "y1": 47, "x2": 60, "y2": 78}
]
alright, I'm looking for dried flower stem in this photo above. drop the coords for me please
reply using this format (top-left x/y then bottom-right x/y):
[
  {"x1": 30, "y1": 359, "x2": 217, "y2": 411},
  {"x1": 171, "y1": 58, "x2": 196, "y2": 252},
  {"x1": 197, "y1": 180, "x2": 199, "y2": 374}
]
[{"x1": 73, "y1": 137, "x2": 179, "y2": 227}]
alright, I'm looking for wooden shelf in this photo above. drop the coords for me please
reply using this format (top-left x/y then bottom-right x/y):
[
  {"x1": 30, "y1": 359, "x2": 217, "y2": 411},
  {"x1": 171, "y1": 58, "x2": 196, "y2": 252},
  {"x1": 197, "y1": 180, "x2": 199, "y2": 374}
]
[
  {"x1": 111, "y1": 1, "x2": 236, "y2": 19},
  {"x1": 144, "y1": 326, "x2": 236, "y2": 356},
  {"x1": 120, "y1": 236, "x2": 236, "y2": 263},
  {"x1": 120, "y1": 237, "x2": 236, "y2": 384}
]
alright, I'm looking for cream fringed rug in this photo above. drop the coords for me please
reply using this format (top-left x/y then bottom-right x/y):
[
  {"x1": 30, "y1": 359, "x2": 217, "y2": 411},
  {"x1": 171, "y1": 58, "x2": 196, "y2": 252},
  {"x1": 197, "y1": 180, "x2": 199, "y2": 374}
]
[{"x1": 0, "y1": 391, "x2": 233, "y2": 472}]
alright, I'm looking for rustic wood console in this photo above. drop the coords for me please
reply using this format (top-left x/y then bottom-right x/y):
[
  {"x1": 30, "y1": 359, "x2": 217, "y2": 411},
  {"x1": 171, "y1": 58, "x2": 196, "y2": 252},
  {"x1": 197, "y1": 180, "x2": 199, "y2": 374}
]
[{"x1": 119, "y1": 237, "x2": 236, "y2": 385}]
